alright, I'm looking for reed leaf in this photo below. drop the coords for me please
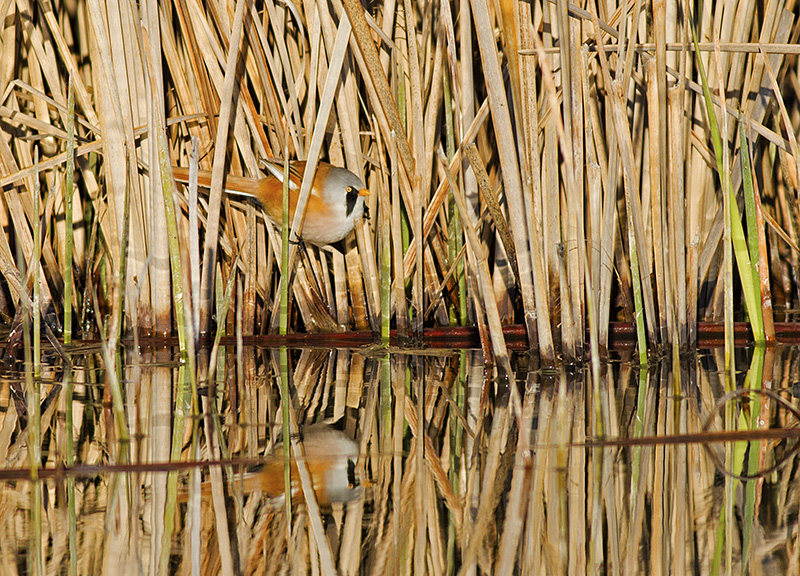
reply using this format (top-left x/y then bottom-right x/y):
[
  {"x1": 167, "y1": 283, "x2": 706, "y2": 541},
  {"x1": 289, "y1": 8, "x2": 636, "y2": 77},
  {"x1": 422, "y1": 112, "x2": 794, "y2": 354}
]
[{"x1": 688, "y1": 10, "x2": 762, "y2": 346}]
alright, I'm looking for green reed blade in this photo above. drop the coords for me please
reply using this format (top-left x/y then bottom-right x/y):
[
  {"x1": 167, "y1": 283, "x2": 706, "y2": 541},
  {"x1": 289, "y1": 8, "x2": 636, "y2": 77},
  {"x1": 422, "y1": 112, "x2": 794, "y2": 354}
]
[
  {"x1": 280, "y1": 154, "x2": 290, "y2": 337},
  {"x1": 33, "y1": 149, "x2": 40, "y2": 379},
  {"x1": 687, "y1": 11, "x2": 762, "y2": 344},
  {"x1": 443, "y1": 64, "x2": 466, "y2": 327},
  {"x1": 64, "y1": 75, "x2": 75, "y2": 344},
  {"x1": 158, "y1": 130, "x2": 186, "y2": 355},
  {"x1": 739, "y1": 120, "x2": 764, "y2": 341}
]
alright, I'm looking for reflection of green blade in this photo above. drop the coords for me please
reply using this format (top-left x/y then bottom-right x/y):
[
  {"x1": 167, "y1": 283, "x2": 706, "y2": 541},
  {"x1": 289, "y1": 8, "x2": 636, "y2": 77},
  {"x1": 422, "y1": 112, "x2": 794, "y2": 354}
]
[
  {"x1": 631, "y1": 365, "x2": 649, "y2": 489},
  {"x1": 160, "y1": 364, "x2": 190, "y2": 575},
  {"x1": 741, "y1": 344, "x2": 765, "y2": 571},
  {"x1": 712, "y1": 345, "x2": 766, "y2": 575},
  {"x1": 65, "y1": 365, "x2": 77, "y2": 576}
]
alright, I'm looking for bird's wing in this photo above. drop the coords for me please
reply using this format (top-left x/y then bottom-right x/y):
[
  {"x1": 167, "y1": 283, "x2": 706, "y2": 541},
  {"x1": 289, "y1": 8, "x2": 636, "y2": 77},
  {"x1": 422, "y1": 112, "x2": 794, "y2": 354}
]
[{"x1": 260, "y1": 159, "x2": 301, "y2": 191}]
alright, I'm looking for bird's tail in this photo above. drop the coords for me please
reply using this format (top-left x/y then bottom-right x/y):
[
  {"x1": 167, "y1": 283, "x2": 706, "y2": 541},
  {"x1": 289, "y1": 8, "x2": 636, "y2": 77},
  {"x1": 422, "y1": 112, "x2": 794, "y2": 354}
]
[{"x1": 172, "y1": 166, "x2": 262, "y2": 199}]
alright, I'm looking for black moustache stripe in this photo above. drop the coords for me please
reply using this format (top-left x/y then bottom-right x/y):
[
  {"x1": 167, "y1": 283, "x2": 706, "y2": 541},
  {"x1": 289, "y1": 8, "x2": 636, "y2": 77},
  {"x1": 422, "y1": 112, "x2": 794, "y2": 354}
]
[
  {"x1": 347, "y1": 458, "x2": 359, "y2": 489},
  {"x1": 345, "y1": 189, "x2": 359, "y2": 217}
]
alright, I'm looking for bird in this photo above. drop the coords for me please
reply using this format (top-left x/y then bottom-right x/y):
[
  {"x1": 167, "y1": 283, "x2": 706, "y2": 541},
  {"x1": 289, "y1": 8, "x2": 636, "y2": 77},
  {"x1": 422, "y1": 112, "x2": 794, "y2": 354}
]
[
  {"x1": 172, "y1": 161, "x2": 369, "y2": 246},
  {"x1": 179, "y1": 423, "x2": 362, "y2": 508},
  {"x1": 248, "y1": 423, "x2": 362, "y2": 507}
]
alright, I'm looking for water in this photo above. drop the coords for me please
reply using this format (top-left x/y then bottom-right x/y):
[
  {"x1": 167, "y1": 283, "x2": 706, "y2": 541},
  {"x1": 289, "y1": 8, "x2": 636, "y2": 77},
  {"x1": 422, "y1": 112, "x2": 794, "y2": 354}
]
[{"x1": 0, "y1": 343, "x2": 798, "y2": 574}]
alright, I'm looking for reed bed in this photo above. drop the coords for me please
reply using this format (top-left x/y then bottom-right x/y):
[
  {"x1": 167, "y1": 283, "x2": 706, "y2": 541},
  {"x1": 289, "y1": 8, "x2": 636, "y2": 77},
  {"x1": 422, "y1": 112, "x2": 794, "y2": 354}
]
[
  {"x1": 2, "y1": 0, "x2": 800, "y2": 574},
  {"x1": 0, "y1": 0, "x2": 798, "y2": 360}
]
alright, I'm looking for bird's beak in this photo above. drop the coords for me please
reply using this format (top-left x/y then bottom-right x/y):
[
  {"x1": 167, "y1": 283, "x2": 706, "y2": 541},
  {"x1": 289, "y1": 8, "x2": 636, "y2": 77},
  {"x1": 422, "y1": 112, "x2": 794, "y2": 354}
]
[{"x1": 358, "y1": 188, "x2": 369, "y2": 197}]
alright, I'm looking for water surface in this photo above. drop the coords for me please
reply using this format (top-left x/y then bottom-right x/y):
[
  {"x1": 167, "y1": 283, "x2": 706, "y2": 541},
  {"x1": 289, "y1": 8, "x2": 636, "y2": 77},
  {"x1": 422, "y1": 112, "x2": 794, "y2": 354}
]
[{"x1": 0, "y1": 343, "x2": 797, "y2": 574}]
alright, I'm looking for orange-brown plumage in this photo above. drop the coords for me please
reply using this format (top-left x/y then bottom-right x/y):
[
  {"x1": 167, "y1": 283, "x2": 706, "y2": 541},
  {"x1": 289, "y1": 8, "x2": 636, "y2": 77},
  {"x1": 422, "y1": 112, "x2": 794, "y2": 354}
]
[
  {"x1": 172, "y1": 162, "x2": 368, "y2": 246},
  {"x1": 178, "y1": 424, "x2": 361, "y2": 508}
]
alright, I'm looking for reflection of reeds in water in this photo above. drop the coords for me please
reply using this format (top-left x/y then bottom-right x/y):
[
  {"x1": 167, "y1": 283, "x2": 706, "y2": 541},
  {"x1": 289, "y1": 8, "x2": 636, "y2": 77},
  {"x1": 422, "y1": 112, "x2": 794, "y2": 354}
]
[
  {"x1": 0, "y1": 347, "x2": 798, "y2": 572},
  {"x1": 0, "y1": 0, "x2": 798, "y2": 357}
]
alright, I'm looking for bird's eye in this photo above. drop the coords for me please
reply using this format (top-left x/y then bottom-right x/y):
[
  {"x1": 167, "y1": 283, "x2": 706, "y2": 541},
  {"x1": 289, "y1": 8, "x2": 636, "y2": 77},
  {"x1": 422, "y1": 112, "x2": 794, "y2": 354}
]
[{"x1": 346, "y1": 186, "x2": 354, "y2": 193}]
